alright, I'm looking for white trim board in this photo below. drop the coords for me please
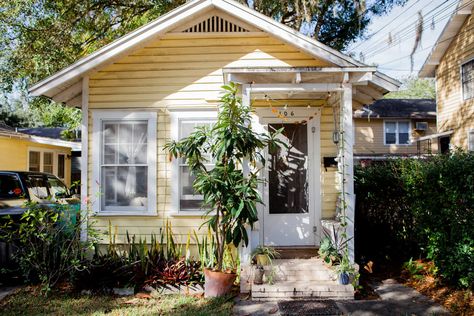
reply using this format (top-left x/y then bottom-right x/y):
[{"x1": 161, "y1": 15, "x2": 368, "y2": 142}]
[{"x1": 91, "y1": 110, "x2": 157, "y2": 216}]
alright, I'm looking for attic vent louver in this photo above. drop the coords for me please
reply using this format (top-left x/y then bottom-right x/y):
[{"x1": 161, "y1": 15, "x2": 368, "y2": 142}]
[{"x1": 182, "y1": 16, "x2": 250, "y2": 33}]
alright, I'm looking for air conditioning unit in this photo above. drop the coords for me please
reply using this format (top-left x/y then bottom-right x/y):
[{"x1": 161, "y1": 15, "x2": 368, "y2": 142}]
[{"x1": 415, "y1": 122, "x2": 428, "y2": 131}]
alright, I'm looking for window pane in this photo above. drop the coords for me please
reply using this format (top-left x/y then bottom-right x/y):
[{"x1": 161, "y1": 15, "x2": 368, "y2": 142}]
[
  {"x1": 26, "y1": 175, "x2": 49, "y2": 199},
  {"x1": 268, "y1": 123, "x2": 308, "y2": 214},
  {"x1": 179, "y1": 166, "x2": 204, "y2": 211},
  {"x1": 398, "y1": 122, "x2": 409, "y2": 133},
  {"x1": 0, "y1": 174, "x2": 24, "y2": 199},
  {"x1": 43, "y1": 152, "x2": 53, "y2": 174},
  {"x1": 178, "y1": 119, "x2": 215, "y2": 212},
  {"x1": 385, "y1": 122, "x2": 396, "y2": 133},
  {"x1": 399, "y1": 133, "x2": 410, "y2": 144},
  {"x1": 48, "y1": 176, "x2": 69, "y2": 198},
  {"x1": 386, "y1": 133, "x2": 396, "y2": 144},
  {"x1": 58, "y1": 155, "x2": 65, "y2": 179},
  {"x1": 462, "y1": 60, "x2": 474, "y2": 100},
  {"x1": 101, "y1": 166, "x2": 147, "y2": 209},
  {"x1": 29, "y1": 151, "x2": 41, "y2": 172}
]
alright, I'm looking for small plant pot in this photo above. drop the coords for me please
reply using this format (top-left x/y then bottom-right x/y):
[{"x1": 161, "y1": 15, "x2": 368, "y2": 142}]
[
  {"x1": 253, "y1": 265, "x2": 264, "y2": 285},
  {"x1": 256, "y1": 254, "x2": 270, "y2": 266},
  {"x1": 338, "y1": 272, "x2": 350, "y2": 285},
  {"x1": 204, "y1": 268, "x2": 237, "y2": 298}
]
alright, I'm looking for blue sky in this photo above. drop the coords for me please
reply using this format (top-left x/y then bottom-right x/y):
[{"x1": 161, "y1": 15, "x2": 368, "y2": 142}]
[{"x1": 346, "y1": 0, "x2": 458, "y2": 80}]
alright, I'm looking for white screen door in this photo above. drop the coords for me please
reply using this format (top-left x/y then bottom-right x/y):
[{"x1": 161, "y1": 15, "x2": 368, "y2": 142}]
[{"x1": 259, "y1": 109, "x2": 321, "y2": 246}]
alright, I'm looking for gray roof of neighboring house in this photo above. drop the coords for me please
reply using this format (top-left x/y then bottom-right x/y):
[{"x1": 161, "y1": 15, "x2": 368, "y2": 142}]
[
  {"x1": 354, "y1": 99, "x2": 436, "y2": 119},
  {"x1": 18, "y1": 127, "x2": 67, "y2": 139}
]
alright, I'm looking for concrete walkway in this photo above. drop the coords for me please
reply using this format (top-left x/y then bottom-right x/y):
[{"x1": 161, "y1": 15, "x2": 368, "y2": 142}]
[
  {"x1": 0, "y1": 286, "x2": 21, "y2": 301},
  {"x1": 233, "y1": 279, "x2": 450, "y2": 316}
]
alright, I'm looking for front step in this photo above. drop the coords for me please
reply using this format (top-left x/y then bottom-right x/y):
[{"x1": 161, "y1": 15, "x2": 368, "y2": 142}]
[
  {"x1": 251, "y1": 258, "x2": 354, "y2": 300},
  {"x1": 252, "y1": 281, "x2": 354, "y2": 300}
]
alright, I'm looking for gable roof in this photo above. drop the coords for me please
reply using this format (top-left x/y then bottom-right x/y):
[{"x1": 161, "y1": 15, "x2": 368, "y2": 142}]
[
  {"x1": 419, "y1": 0, "x2": 474, "y2": 78},
  {"x1": 354, "y1": 99, "x2": 436, "y2": 119}
]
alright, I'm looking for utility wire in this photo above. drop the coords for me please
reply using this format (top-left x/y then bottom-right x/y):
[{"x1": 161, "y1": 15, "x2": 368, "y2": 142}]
[
  {"x1": 362, "y1": 0, "x2": 462, "y2": 57},
  {"x1": 359, "y1": 0, "x2": 457, "y2": 54},
  {"x1": 349, "y1": 0, "x2": 425, "y2": 52},
  {"x1": 363, "y1": 0, "x2": 472, "y2": 59}
]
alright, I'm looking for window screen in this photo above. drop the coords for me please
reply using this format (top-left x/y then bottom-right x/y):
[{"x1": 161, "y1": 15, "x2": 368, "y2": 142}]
[
  {"x1": 43, "y1": 152, "x2": 54, "y2": 174},
  {"x1": 178, "y1": 119, "x2": 214, "y2": 211},
  {"x1": 268, "y1": 123, "x2": 308, "y2": 214},
  {"x1": 101, "y1": 121, "x2": 148, "y2": 211},
  {"x1": 462, "y1": 59, "x2": 474, "y2": 100},
  {"x1": 384, "y1": 122, "x2": 397, "y2": 145},
  {"x1": 29, "y1": 151, "x2": 40, "y2": 172}
]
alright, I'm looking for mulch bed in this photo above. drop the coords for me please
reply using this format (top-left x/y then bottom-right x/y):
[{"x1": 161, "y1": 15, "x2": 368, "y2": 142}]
[{"x1": 277, "y1": 300, "x2": 342, "y2": 316}]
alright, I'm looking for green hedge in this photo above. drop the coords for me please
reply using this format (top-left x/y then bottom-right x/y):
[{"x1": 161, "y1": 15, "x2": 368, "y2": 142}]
[{"x1": 355, "y1": 152, "x2": 474, "y2": 288}]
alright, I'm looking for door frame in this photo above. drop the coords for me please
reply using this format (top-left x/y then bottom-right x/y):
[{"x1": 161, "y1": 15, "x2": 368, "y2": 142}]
[{"x1": 253, "y1": 107, "x2": 322, "y2": 246}]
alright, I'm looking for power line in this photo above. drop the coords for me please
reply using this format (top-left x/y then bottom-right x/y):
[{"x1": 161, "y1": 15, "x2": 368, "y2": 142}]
[
  {"x1": 362, "y1": 0, "x2": 471, "y2": 59},
  {"x1": 362, "y1": 0, "x2": 461, "y2": 58},
  {"x1": 359, "y1": 0, "x2": 458, "y2": 55},
  {"x1": 349, "y1": 0, "x2": 425, "y2": 52}
]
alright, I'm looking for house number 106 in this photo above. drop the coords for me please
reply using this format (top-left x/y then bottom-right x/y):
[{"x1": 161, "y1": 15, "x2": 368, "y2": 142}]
[{"x1": 280, "y1": 111, "x2": 295, "y2": 117}]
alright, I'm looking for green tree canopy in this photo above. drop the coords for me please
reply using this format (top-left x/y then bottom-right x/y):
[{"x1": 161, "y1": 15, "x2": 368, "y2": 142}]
[
  {"x1": 385, "y1": 76, "x2": 436, "y2": 99},
  {"x1": 1, "y1": 0, "x2": 406, "y2": 130}
]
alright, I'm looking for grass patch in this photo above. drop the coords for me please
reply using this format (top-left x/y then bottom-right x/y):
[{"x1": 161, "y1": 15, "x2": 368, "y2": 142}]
[{"x1": 0, "y1": 288, "x2": 233, "y2": 316}]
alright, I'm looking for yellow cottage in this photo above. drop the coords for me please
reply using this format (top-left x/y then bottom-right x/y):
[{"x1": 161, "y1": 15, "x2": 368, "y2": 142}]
[
  {"x1": 0, "y1": 124, "x2": 76, "y2": 186},
  {"x1": 29, "y1": 0, "x2": 399, "y2": 295}
]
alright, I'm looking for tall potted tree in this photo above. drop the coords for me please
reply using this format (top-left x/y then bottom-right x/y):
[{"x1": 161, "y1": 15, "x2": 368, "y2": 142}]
[{"x1": 165, "y1": 83, "x2": 281, "y2": 297}]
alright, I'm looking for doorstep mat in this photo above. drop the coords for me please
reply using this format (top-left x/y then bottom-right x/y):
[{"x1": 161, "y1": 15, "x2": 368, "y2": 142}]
[{"x1": 278, "y1": 300, "x2": 343, "y2": 316}]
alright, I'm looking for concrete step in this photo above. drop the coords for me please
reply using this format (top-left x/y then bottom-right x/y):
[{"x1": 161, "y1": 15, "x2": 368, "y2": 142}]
[
  {"x1": 252, "y1": 281, "x2": 354, "y2": 300},
  {"x1": 263, "y1": 267, "x2": 336, "y2": 282}
]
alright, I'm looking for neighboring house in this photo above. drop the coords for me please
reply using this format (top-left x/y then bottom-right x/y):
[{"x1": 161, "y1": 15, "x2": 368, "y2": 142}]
[
  {"x1": 354, "y1": 99, "x2": 437, "y2": 161},
  {"x1": 18, "y1": 127, "x2": 82, "y2": 186},
  {"x1": 419, "y1": 0, "x2": 474, "y2": 151},
  {"x1": 29, "y1": 0, "x2": 399, "y2": 294},
  {"x1": 0, "y1": 124, "x2": 78, "y2": 186}
]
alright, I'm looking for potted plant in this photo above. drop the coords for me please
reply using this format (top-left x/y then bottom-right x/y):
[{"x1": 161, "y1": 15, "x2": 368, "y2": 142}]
[
  {"x1": 334, "y1": 256, "x2": 356, "y2": 285},
  {"x1": 165, "y1": 83, "x2": 282, "y2": 297},
  {"x1": 251, "y1": 245, "x2": 279, "y2": 285},
  {"x1": 318, "y1": 237, "x2": 341, "y2": 267},
  {"x1": 251, "y1": 245, "x2": 279, "y2": 266}
]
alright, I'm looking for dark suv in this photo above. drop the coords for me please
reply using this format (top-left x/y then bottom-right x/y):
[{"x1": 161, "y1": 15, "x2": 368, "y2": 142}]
[{"x1": 0, "y1": 171, "x2": 78, "y2": 216}]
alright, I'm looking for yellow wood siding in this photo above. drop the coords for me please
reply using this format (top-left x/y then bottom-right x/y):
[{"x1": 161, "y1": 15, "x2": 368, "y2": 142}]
[
  {"x1": 354, "y1": 118, "x2": 438, "y2": 155},
  {"x1": 87, "y1": 32, "x2": 337, "y2": 243},
  {"x1": 0, "y1": 137, "x2": 72, "y2": 185},
  {"x1": 436, "y1": 10, "x2": 474, "y2": 149}
]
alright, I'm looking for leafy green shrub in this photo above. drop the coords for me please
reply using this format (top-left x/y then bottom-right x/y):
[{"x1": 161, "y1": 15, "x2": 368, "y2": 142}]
[
  {"x1": 0, "y1": 202, "x2": 94, "y2": 294},
  {"x1": 355, "y1": 152, "x2": 474, "y2": 288}
]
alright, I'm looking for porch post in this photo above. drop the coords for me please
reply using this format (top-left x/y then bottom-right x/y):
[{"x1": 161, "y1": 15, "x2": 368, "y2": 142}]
[
  {"x1": 80, "y1": 76, "x2": 89, "y2": 241},
  {"x1": 239, "y1": 84, "x2": 253, "y2": 293},
  {"x1": 340, "y1": 82, "x2": 355, "y2": 263}
]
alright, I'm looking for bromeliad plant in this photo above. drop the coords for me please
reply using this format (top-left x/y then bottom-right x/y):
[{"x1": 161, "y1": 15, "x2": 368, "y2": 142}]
[{"x1": 165, "y1": 82, "x2": 282, "y2": 272}]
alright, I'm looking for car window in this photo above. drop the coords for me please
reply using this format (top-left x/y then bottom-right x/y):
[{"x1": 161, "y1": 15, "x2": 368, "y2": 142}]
[
  {"x1": 26, "y1": 175, "x2": 50, "y2": 200},
  {"x1": 0, "y1": 174, "x2": 24, "y2": 199},
  {"x1": 47, "y1": 176, "x2": 69, "y2": 198}
]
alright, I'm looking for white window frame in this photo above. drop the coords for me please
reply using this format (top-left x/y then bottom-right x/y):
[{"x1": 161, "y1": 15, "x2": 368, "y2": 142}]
[
  {"x1": 27, "y1": 147, "x2": 68, "y2": 178},
  {"x1": 169, "y1": 110, "x2": 217, "y2": 216},
  {"x1": 92, "y1": 110, "x2": 157, "y2": 216},
  {"x1": 460, "y1": 57, "x2": 474, "y2": 101},
  {"x1": 468, "y1": 129, "x2": 474, "y2": 152},
  {"x1": 383, "y1": 120, "x2": 412, "y2": 145}
]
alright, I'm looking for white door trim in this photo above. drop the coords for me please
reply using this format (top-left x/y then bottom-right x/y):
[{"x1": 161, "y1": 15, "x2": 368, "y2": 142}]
[{"x1": 254, "y1": 107, "x2": 321, "y2": 246}]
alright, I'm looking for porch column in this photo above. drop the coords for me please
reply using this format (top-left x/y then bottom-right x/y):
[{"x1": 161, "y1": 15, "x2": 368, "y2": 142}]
[
  {"x1": 239, "y1": 84, "x2": 254, "y2": 293},
  {"x1": 340, "y1": 82, "x2": 355, "y2": 262},
  {"x1": 80, "y1": 76, "x2": 89, "y2": 241}
]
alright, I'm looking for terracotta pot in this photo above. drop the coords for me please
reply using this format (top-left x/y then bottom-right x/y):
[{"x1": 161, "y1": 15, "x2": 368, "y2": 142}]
[{"x1": 204, "y1": 268, "x2": 237, "y2": 298}]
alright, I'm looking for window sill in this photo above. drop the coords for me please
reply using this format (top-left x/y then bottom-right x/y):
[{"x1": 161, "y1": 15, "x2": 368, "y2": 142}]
[{"x1": 92, "y1": 211, "x2": 158, "y2": 217}]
